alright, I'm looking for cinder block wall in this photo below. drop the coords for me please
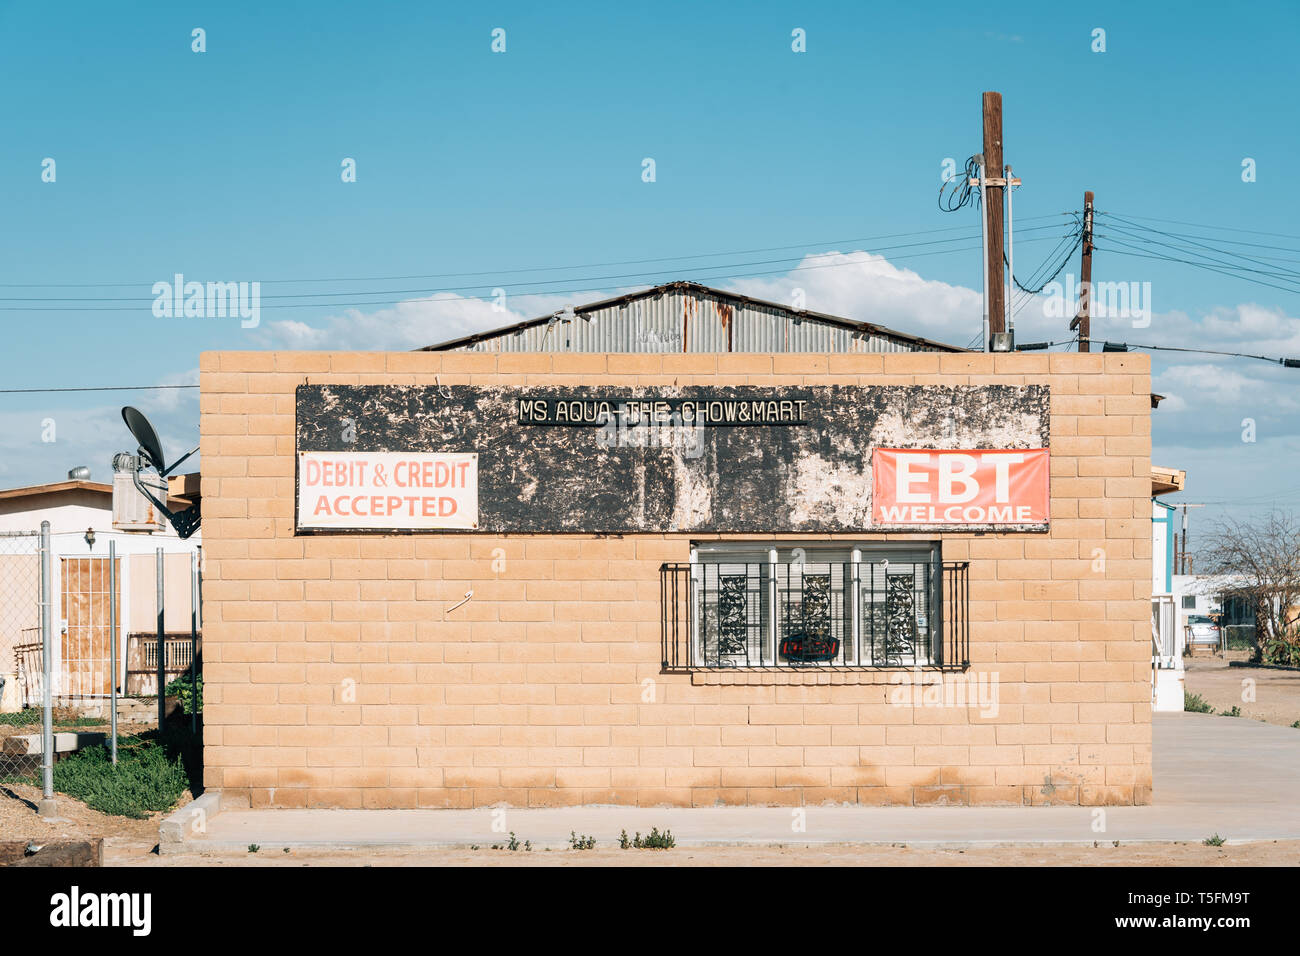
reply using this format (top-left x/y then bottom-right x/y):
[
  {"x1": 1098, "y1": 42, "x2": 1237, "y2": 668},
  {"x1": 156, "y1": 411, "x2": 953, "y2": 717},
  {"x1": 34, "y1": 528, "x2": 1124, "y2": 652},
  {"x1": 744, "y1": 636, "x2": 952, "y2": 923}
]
[{"x1": 198, "y1": 351, "x2": 1153, "y2": 809}]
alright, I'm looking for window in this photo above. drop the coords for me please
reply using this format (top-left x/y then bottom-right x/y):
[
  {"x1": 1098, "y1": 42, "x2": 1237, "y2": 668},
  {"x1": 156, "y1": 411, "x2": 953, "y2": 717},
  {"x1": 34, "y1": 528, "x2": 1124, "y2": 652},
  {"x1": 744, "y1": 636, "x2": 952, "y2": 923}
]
[
  {"x1": 659, "y1": 543, "x2": 969, "y2": 671},
  {"x1": 1181, "y1": 595, "x2": 1197, "y2": 609}
]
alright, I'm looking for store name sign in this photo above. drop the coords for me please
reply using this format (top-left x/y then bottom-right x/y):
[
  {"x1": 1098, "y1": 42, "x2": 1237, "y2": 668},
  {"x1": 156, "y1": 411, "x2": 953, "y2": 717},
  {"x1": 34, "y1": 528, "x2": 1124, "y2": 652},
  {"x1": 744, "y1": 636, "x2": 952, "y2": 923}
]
[
  {"x1": 872, "y1": 448, "x2": 1049, "y2": 526},
  {"x1": 518, "y1": 395, "x2": 809, "y2": 426},
  {"x1": 297, "y1": 451, "x2": 478, "y2": 530}
]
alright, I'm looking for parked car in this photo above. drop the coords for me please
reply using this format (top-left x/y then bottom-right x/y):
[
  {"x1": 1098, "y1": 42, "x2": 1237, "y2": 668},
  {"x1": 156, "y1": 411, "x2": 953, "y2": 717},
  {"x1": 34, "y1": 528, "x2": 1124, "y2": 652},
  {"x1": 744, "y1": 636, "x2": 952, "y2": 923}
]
[{"x1": 1186, "y1": 614, "x2": 1222, "y2": 649}]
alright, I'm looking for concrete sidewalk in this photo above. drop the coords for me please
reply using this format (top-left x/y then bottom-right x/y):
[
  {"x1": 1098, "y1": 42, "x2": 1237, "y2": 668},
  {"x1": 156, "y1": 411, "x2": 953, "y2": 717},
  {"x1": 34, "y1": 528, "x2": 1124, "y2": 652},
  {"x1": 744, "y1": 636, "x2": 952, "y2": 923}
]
[{"x1": 167, "y1": 713, "x2": 1300, "y2": 854}]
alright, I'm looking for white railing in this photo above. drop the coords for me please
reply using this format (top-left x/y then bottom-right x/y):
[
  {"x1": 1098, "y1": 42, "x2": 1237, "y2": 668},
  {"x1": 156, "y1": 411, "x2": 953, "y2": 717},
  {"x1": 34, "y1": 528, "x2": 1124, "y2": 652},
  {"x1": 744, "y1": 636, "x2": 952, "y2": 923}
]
[{"x1": 1151, "y1": 595, "x2": 1180, "y2": 668}]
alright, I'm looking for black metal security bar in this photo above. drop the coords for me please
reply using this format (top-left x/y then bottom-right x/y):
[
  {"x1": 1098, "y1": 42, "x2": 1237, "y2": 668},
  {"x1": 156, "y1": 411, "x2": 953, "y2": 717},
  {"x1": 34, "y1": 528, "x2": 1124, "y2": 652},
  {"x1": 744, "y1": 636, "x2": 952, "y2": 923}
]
[{"x1": 660, "y1": 561, "x2": 969, "y2": 671}]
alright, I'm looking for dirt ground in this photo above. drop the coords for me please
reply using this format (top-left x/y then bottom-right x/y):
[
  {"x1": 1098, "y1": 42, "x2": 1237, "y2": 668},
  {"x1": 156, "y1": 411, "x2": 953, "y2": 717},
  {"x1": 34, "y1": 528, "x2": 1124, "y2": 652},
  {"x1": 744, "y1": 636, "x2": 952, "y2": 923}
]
[
  {"x1": 0, "y1": 783, "x2": 1295, "y2": 867},
  {"x1": 0, "y1": 781, "x2": 177, "y2": 847},
  {"x1": 4, "y1": 670, "x2": 1299, "y2": 867},
  {"x1": 109, "y1": 841, "x2": 1300, "y2": 867},
  {"x1": 1183, "y1": 655, "x2": 1300, "y2": 728}
]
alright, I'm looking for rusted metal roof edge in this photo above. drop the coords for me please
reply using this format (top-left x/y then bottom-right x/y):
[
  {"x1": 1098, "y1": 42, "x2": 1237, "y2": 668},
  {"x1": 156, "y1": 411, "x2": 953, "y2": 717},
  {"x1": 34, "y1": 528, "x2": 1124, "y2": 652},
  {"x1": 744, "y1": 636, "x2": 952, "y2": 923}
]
[
  {"x1": 418, "y1": 280, "x2": 968, "y2": 353},
  {"x1": 0, "y1": 479, "x2": 113, "y2": 501}
]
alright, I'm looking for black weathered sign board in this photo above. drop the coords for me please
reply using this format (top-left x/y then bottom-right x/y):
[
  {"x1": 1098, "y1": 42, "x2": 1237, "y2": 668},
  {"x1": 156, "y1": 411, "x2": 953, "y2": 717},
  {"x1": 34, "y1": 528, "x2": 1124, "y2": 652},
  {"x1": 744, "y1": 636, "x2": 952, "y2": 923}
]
[
  {"x1": 295, "y1": 384, "x2": 1050, "y2": 534},
  {"x1": 517, "y1": 394, "x2": 810, "y2": 426}
]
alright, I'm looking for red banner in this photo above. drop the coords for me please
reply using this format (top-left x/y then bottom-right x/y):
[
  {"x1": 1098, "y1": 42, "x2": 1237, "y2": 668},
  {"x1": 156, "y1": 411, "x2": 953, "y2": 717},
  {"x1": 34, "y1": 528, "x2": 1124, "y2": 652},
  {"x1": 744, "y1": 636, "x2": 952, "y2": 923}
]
[{"x1": 872, "y1": 448, "x2": 1049, "y2": 526}]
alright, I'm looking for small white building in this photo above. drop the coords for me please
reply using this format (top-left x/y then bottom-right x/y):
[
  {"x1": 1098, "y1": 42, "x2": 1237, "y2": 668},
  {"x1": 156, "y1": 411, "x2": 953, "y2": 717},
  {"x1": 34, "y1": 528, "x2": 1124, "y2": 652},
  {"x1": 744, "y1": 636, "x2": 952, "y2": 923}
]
[
  {"x1": 1172, "y1": 574, "x2": 1219, "y2": 620},
  {"x1": 0, "y1": 473, "x2": 200, "y2": 711}
]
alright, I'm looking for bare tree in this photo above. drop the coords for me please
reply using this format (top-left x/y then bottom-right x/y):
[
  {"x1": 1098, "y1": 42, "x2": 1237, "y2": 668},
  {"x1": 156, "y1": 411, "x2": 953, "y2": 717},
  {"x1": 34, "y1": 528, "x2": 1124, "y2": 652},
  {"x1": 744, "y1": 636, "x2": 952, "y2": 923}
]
[{"x1": 1199, "y1": 509, "x2": 1300, "y2": 664}]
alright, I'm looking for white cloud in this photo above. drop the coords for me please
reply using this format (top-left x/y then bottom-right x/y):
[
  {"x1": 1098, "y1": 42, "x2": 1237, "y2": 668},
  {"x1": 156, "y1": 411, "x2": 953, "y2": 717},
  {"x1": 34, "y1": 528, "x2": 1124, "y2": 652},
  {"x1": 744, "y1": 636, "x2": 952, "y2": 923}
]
[
  {"x1": 725, "y1": 251, "x2": 982, "y2": 346},
  {"x1": 1154, "y1": 363, "x2": 1300, "y2": 413},
  {"x1": 260, "y1": 289, "x2": 619, "y2": 353},
  {"x1": 7, "y1": 248, "x2": 1299, "y2": 526},
  {"x1": 0, "y1": 374, "x2": 200, "y2": 490}
]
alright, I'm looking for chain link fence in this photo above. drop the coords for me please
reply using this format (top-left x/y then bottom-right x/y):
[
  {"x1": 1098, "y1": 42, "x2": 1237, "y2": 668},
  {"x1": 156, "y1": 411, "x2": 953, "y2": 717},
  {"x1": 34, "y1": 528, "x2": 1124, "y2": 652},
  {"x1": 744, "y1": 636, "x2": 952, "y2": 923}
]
[
  {"x1": 1, "y1": 526, "x2": 204, "y2": 832},
  {"x1": 1223, "y1": 623, "x2": 1258, "y2": 653},
  {"x1": 0, "y1": 529, "x2": 46, "y2": 786}
]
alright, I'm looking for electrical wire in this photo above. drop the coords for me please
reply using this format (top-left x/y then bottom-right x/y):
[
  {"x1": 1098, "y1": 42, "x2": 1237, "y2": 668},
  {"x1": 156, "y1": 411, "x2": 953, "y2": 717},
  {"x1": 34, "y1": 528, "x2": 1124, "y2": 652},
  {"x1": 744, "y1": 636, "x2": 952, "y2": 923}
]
[
  {"x1": 1097, "y1": 232, "x2": 1300, "y2": 287},
  {"x1": 0, "y1": 384, "x2": 198, "y2": 394},
  {"x1": 1105, "y1": 341, "x2": 1299, "y2": 365},
  {"x1": 1006, "y1": 216, "x2": 1084, "y2": 319},
  {"x1": 1095, "y1": 240, "x2": 1300, "y2": 297},
  {"x1": 0, "y1": 215, "x2": 1075, "y2": 290},
  {"x1": 1017, "y1": 338, "x2": 1299, "y2": 366},
  {"x1": 1096, "y1": 217, "x2": 1300, "y2": 258},
  {"x1": 1096, "y1": 212, "x2": 1300, "y2": 243},
  {"x1": 1006, "y1": 228, "x2": 1082, "y2": 296},
  {"x1": 0, "y1": 225, "x2": 1073, "y2": 304},
  {"x1": 1014, "y1": 338, "x2": 1079, "y2": 350},
  {"x1": 935, "y1": 151, "x2": 1081, "y2": 315},
  {"x1": 938, "y1": 156, "x2": 982, "y2": 212},
  {"x1": 0, "y1": 233, "x2": 1075, "y2": 312},
  {"x1": 0, "y1": 234, "x2": 993, "y2": 302},
  {"x1": 1089, "y1": 210, "x2": 1300, "y2": 295},
  {"x1": 1097, "y1": 217, "x2": 1300, "y2": 283}
]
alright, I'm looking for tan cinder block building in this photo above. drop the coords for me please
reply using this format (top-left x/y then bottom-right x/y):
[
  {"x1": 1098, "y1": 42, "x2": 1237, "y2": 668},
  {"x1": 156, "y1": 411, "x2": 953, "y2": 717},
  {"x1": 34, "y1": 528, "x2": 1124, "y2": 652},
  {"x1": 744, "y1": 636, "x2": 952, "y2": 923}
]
[{"x1": 199, "y1": 332, "x2": 1154, "y2": 810}]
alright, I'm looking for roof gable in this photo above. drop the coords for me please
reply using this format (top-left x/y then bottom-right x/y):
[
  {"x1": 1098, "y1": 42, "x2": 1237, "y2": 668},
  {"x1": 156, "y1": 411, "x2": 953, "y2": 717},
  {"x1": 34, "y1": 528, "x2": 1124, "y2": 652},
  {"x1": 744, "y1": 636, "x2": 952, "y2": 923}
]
[{"x1": 420, "y1": 281, "x2": 964, "y2": 353}]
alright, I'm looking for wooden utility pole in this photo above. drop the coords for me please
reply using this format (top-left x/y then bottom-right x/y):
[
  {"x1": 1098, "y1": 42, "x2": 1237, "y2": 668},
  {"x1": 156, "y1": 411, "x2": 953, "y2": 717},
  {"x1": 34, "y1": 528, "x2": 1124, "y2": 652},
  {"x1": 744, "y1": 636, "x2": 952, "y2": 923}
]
[
  {"x1": 982, "y1": 92, "x2": 1006, "y2": 336},
  {"x1": 1071, "y1": 191, "x2": 1094, "y2": 351},
  {"x1": 1177, "y1": 503, "x2": 1207, "y2": 574}
]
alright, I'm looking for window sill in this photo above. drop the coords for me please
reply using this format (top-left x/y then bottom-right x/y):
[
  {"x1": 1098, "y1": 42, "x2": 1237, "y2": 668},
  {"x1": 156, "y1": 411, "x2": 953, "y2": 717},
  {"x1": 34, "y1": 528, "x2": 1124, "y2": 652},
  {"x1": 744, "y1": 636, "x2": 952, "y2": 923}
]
[{"x1": 677, "y1": 665, "x2": 969, "y2": 686}]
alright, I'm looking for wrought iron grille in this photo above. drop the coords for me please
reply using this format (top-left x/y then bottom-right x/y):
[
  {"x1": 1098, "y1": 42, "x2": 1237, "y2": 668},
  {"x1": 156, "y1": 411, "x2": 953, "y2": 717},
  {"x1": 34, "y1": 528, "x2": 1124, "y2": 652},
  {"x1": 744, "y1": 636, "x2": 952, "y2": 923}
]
[{"x1": 661, "y1": 560, "x2": 969, "y2": 671}]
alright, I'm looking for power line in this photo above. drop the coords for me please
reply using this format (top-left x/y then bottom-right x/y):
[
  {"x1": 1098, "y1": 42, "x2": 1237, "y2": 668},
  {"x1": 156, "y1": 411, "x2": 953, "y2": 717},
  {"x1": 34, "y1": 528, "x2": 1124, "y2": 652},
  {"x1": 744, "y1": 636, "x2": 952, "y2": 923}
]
[
  {"x1": 1097, "y1": 216, "x2": 1300, "y2": 257},
  {"x1": 1014, "y1": 339, "x2": 1078, "y2": 350},
  {"x1": 0, "y1": 227, "x2": 1073, "y2": 304},
  {"x1": 1018, "y1": 337, "x2": 1300, "y2": 366},
  {"x1": 938, "y1": 156, "x2": 983, "y2": 213},
  {"x1": 1098, "y1": 231, "x2": 1300, "y2": 286},
  {"x1": 0, "y1": 234, "x2": 992, "y2": 302},
  {"x1": 1097, "y1": 216, "x2": 1300, "y2": 282},
  {"x1": 1010, "y1": 232, "x2": 1077, "y2": 317},
  {"x1": 1197, "y1": 484, "x2": 1300, "y2": 504},
  {"x1": 1106, "y1": 341, "x2": 1300, "y2": 366},
  {"x1": 1007, "y1": 231, "x2": 1082, "y2": 294},
  {"x1": 1006, "y1": 215, "x2": 1086, "y2": 320},
  {"x1": 1098, "y1": 211, "x2": 1300, "y2": 243},
  {"x1": 0, "y1": 384, "x2": 198, "y2": 394},
  {"x1": 0, "y1": 215, "x2": 1077, "y2": 290},
  {"x1": 1095, "y1": 240, "x2": 1300, "y2": 296},
  {"x1": 0, "y1": 233, "x2": 1075, "y2": 312}
]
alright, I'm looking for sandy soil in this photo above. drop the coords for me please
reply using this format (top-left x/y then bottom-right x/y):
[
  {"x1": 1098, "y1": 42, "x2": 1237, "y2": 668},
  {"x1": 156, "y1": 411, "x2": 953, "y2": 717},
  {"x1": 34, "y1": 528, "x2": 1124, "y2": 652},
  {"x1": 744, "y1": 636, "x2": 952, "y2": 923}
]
[
  {"x1": 4, "y1": 667, "x2": 1298, "y2": 867},
  {"x1": 0, "y1": 781, "x2": 179, "y2": 851},
  {"x1": 4, "y1": 784, "x2": 1298, "y2": 867},
  {"x1": 2, "y1": 785, "x2": 1294, "y2": 867},
  {"x1": 1184, "y1": 656, "x2": 1300, "y2": 728},
  {"x1": 108, "y1": 841, "x2": 1300, "y2": 867}
]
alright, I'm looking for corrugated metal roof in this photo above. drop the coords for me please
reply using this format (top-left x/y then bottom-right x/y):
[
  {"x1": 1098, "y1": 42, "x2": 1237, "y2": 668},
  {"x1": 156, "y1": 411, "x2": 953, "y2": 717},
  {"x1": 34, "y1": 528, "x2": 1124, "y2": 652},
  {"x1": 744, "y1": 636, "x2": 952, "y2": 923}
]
[{"x1": 419, "y1": 281, "x2": 965, "y2": 354}]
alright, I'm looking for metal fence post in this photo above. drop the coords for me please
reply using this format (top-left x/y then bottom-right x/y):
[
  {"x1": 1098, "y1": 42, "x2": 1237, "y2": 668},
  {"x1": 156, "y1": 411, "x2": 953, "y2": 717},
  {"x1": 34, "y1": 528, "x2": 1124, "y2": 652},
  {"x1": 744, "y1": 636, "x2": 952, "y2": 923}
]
[
  {"x1": 109, "y1": 539, "x2": 118, "y2": 764},
  {"x1": 38, "y1": 521, "x2": 55, "y2": 816},
  {"x1": 156, "y1": 547, "x2": 165, "y2": 731},
  {"x1": 190, "y1": 550, "x2": 198, "y2": 733}
]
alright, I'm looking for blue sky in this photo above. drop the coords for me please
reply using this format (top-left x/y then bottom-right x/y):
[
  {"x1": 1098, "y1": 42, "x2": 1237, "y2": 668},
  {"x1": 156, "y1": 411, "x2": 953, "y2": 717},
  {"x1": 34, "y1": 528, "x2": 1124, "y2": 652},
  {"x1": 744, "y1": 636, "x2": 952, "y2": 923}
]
[{"x1": 2, "y1": 1, "x2": 1298, "y2": 530}]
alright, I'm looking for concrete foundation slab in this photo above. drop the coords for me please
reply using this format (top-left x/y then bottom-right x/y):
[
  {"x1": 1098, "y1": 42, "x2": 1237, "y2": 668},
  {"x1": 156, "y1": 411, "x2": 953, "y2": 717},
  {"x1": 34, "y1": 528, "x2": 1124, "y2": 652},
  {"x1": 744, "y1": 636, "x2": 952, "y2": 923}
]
[
  {"x1": 2, "y1": 731, "x2": 106, "y2": 756},
  {"x1": 165, "y1": 713, "x2": 1300, "y2": 855}
]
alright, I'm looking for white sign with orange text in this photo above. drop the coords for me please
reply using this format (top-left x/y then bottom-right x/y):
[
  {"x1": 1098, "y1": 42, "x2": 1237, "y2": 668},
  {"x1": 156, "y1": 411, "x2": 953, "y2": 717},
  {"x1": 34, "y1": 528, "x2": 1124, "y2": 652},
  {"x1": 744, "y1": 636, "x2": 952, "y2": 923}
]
[{"x1": 297, "y1": 451, "x2": 478, "y2": 530}]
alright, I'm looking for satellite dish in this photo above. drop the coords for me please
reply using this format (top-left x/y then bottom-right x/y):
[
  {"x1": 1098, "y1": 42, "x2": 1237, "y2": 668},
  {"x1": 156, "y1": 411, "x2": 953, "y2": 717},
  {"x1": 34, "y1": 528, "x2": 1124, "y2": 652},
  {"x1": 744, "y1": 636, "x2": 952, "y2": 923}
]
[
  {"x1": 118, "y1": 405, "x2": 201, "y2": 539},
  {"x1": 122, "y1": 407, "x2": 166, "y2": 472}
]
